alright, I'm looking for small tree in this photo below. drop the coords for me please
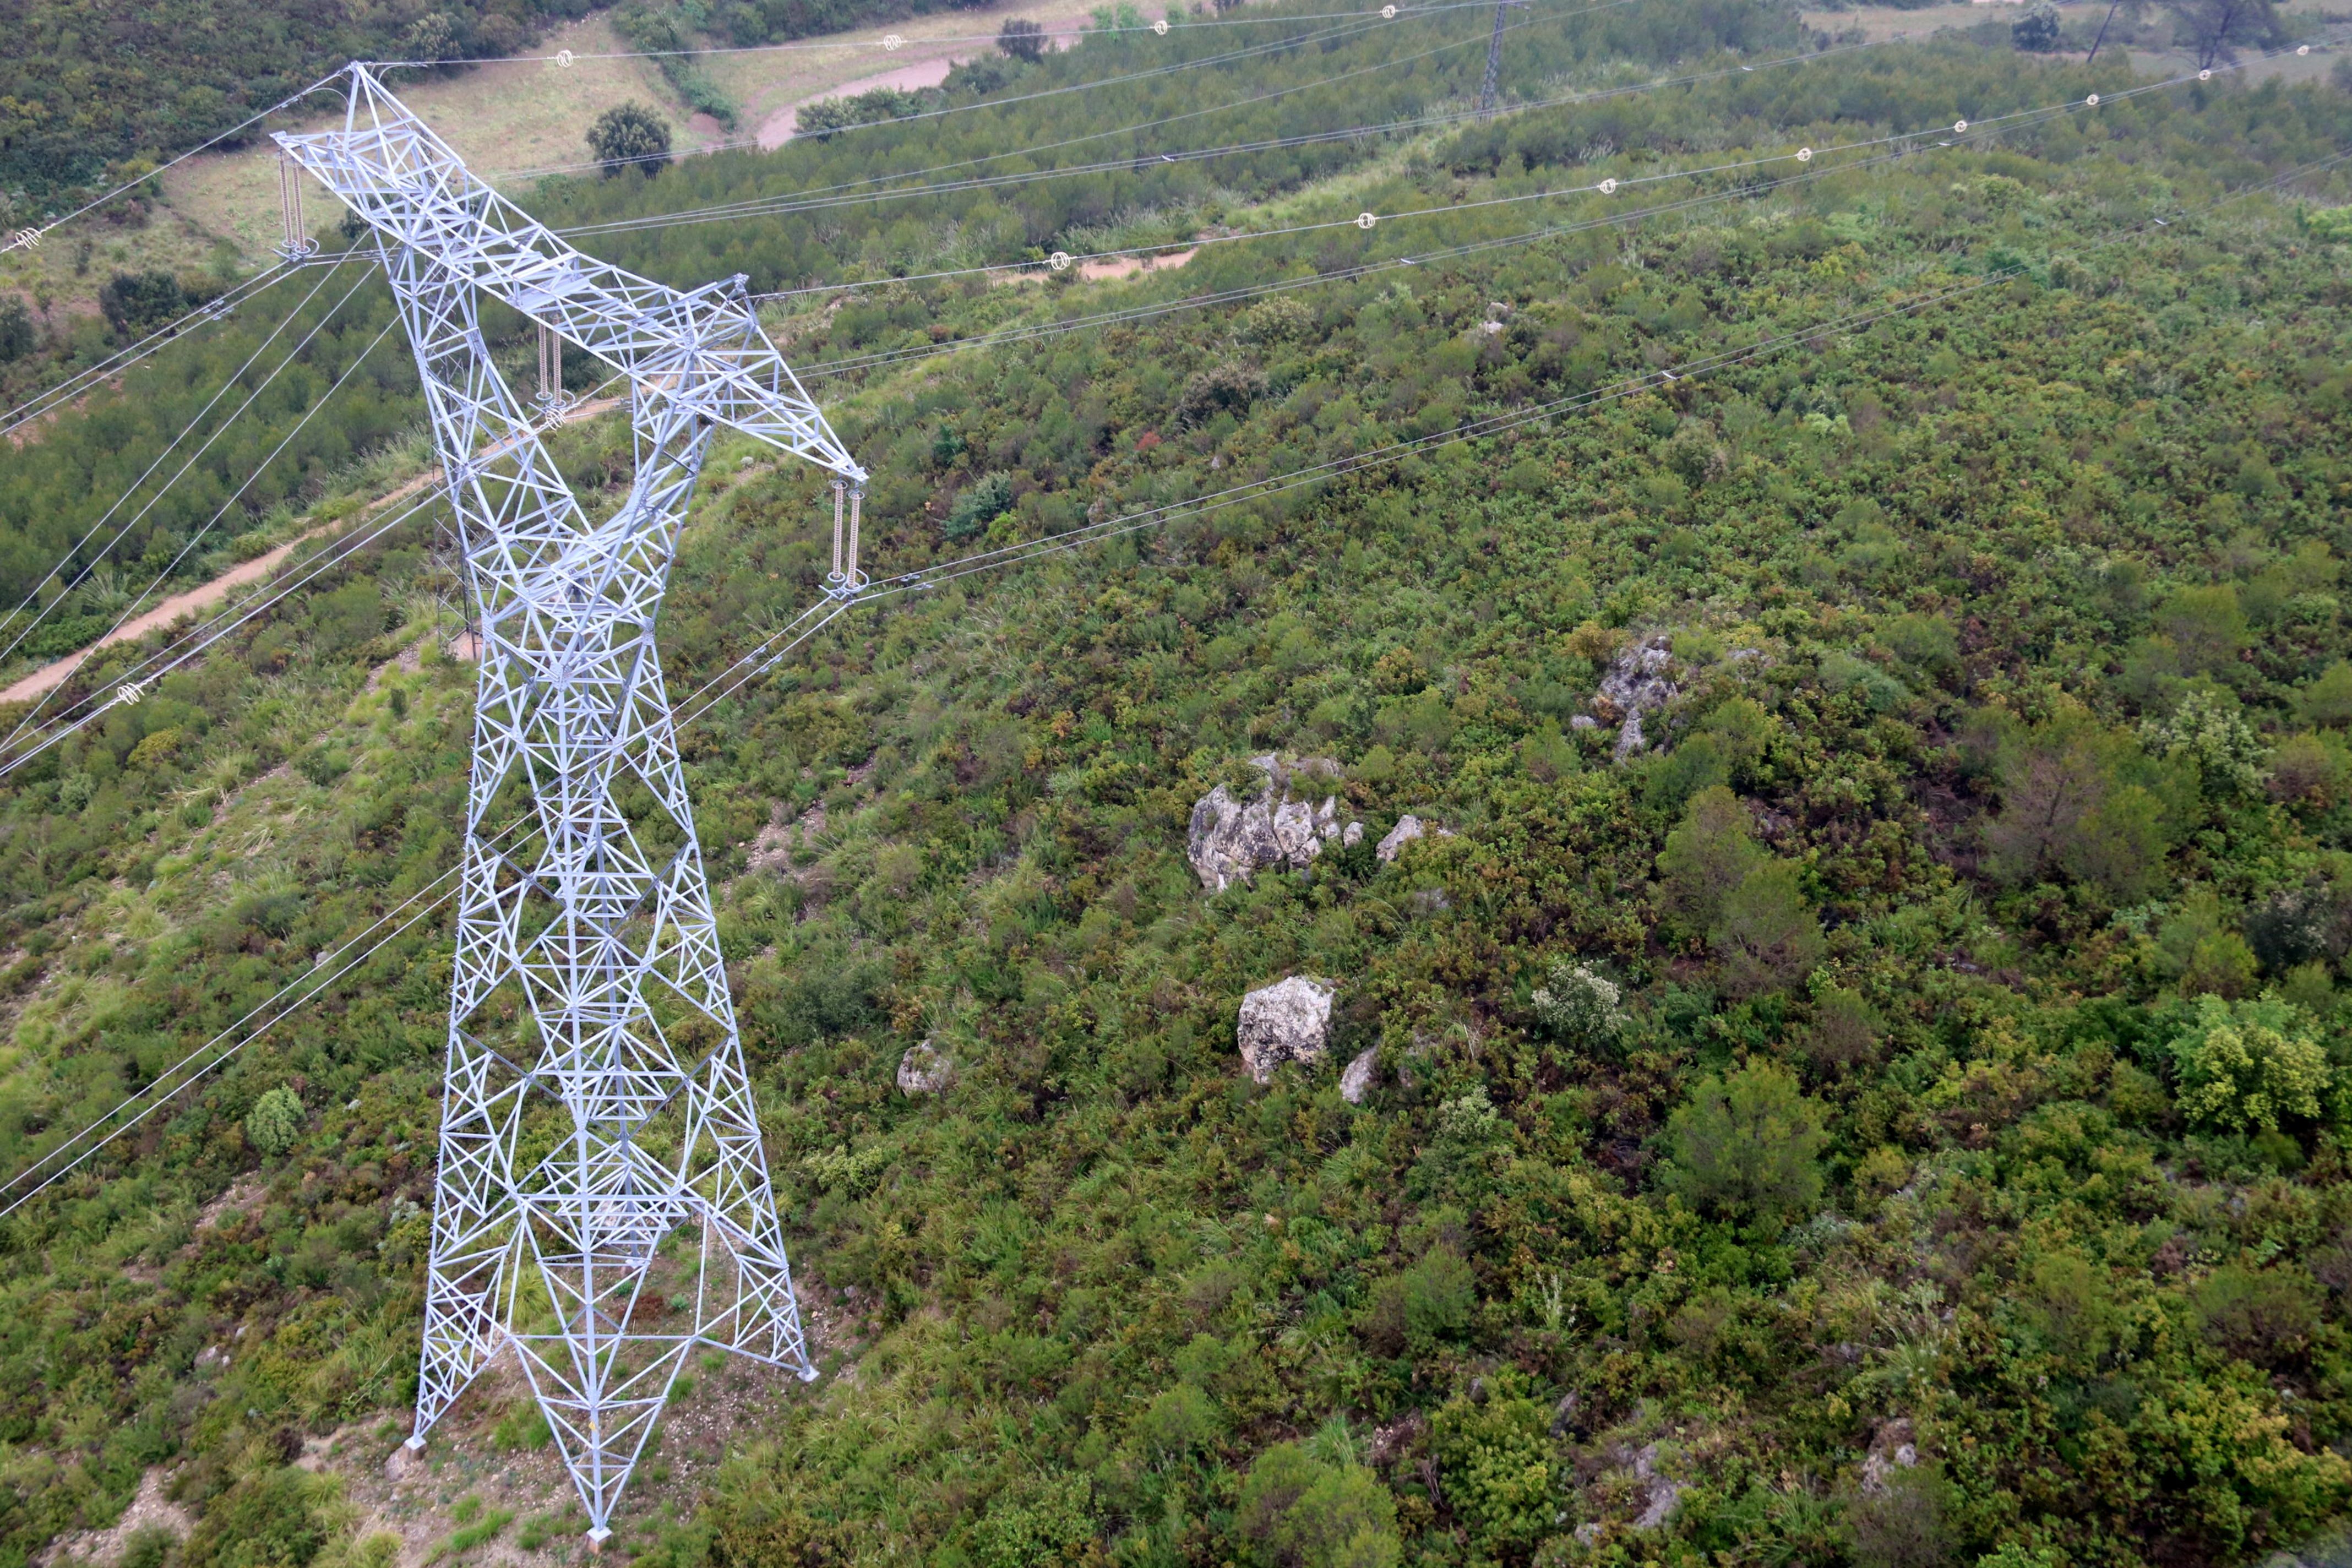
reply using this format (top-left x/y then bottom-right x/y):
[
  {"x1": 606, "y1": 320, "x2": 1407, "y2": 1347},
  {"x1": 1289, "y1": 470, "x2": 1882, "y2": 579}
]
[
  {"x1": 244, "y1": 1086, "x2": 306, "y2": 1158},
  {"x1": 587, "y1": 102, "x2": 673, "y2": 178},
  {"x1": 998, "y1": 18, "x2": 1048, "y2": 60},
  {"x1": 97, "y1": 270, "x2": 187, "y2": 335},
  {"x1": 2011, "y1": 7, "x2": 2063, "y2": 49},
  {"x1": 1661, "y1": 1062, "x2": 1828, "y2": 1227},
  {"x1": 0, "y1": 295, "x2": 32, "y2": 363}
]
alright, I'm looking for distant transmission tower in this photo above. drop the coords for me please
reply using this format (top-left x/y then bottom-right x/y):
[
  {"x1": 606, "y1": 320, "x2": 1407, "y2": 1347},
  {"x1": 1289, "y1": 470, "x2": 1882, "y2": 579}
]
[
  {"x1": 1478, "y1": 0, "x2": 1528, "y2": 121},
  {"x1": 277, "y1": 66, "x2": 867, "y2": 1543}
]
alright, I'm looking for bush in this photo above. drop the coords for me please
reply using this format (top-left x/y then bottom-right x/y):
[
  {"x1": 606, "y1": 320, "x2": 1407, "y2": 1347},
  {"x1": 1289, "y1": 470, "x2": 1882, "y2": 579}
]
[
  {"x1": 0, "y1": 296, "x2": 32, "y2": 364},
  {"x1": 586, "y1": 102, "x2": 672, "y2": 178},
  {"x1": 181, "y1": 1468, "x2": 333, "y2": 1568},
  {"x1": 945, "y1": 473, "x2": 1016, "y2": 541},
  {"x1": 1528, "y1": 958, "x2": 1625, "y2": 1049},
  {"x1": 998, "y1": 17, "x2": 1047, "y2": 60},
  {"x1": 2169, "y1": 995, "x2": 2328, "y2": 1133},
  {"x1": 1661, "y1": 1062, "x2": 1828, "y2": 1227},
  {"x1": 245, "y1": 1086, "x2": 306, "y2": 1157},
  {"x1": 99, "y1": 270, "x2": 188, "y2": 336},
  {"x1": 1232, "y1": 1443, "x2": 1400, "y2": 1568},
  {"x1": 2194, "y1": 1265, "x2": 2321, "y2": 1366}
]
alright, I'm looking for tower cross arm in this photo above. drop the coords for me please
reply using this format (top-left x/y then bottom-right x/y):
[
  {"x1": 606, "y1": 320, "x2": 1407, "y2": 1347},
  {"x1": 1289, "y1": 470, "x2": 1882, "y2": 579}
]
[{"x1": 275, "y1": 64, "x2": 863, "y2": 481}]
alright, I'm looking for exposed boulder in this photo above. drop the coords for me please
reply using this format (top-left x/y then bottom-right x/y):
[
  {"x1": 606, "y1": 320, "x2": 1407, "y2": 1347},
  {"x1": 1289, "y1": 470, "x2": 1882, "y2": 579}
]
[
  {"x1": 1376, "y1": 813, "x2": 1453, "y2": 863},
  {"x1": 1591, "y1": 635, "x2": 1678, "y2": 760},
  {"x1": 1188, "y1": 755, "x2": 1357, "y2": 890},
  {"x1": 896, "y1": 1040, "x2": 952, "y2": 1096},
  {"x1": 1237, "y1": 975, "x2": 1335, "y2": 1084},
  {"x1": 1340, "y1": 1046, "x2": 1379, "y2": 1104}
]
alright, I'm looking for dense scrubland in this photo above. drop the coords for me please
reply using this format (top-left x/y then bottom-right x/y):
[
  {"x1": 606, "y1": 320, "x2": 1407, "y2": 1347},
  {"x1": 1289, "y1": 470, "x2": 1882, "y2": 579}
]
[{"x1": 7, "y1": 3, "x2": 2352, "y2": 1565}]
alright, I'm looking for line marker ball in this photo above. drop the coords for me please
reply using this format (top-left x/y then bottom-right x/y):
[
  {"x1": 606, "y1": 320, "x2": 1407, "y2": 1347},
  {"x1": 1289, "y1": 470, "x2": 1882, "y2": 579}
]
[
  {"x1": 1598, "y1": 177, "x2": 1617, "y2": 194},
  {"x1": 1357, "y1": 211, "x2": 1377, "y2": 228},
  {"x1": 1382, "y1": 3, "x2": 1397, "y2": 14},
  {"x1": 1796, "y1": 146, "x2": 1813, "y2": 162},
  {"x1": 1954, "y1": 119, "x2": 1967, "y2": 132},
  {"x1": 1154, "y1": 17, "x2": 1169, "y2": 32},
  {"x1": 2199, "y1": 68, "x2": 2211, "y2": 78},
  {"x1": 2085, "y1": 92, "x2": 2099, "y2": 105},
  {"x1": 2299, "y1": 43, "x2": 2311, "y2": 53}
]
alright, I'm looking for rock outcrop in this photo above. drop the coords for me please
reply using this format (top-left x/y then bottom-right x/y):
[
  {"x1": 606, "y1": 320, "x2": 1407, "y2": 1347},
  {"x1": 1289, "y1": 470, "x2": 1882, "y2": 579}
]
[
  {"x1": 1375, "y1": 813, "x2": 1453, "y2": 863},
  {"x1": 1591, "y1": 636, "x2": 1678, "y2": 760},
  {"x1": 1237, "y1": 976, "x2": 1335, "y2": 1084},
  {"x1": 896, "y1": 1040, "x2": 952, "y2": 1096},
  {"x1": 1340, "y1": 1046, "x2": 1379, "y2": 1104},
  {"x1": 1189, "y1": 755, "x2": 1359, "y2": 890}
]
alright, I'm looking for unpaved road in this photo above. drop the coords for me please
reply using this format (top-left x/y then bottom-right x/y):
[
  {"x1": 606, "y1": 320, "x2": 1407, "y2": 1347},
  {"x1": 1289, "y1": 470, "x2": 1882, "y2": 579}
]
[{"x1": 0, "y1": 396, "x2": 622, "y2": 706}]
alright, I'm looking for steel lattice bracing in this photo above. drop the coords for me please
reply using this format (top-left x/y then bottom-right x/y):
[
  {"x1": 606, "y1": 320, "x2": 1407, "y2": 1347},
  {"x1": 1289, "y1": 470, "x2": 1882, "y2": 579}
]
[{"x1": 275, "y1": 66, "x2": 861, "y2": 1542}]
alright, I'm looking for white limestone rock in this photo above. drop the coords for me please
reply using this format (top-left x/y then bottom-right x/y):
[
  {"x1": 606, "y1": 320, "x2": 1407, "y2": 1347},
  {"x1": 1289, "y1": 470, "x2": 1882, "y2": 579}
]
[
  {"x1": 1340, "y1": 1046, "x2": 1379, "y2": 1104},
  {"x1": 1237, "y1": 976, "x2": 1336, "y2": 1084},
  {"x1": 1188, "y1": 756, "x2": 1355, "y2": 890},
  {"x1": 896, "y1": 1040, "x2": 952, "y2": 1096},
  {"x1": 1594, "y1": 635, "x2": 1679, "y2": 760},
  {"x1": 1376, "y1": 813, "x2": 1454, "y2": 863}
]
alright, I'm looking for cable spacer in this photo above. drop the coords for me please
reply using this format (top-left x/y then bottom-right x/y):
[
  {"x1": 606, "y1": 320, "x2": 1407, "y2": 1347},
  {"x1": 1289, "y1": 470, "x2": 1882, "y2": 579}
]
[
  {"x1": 1598, "y1": 177, "x2": 1617, "y2": 195},
  {"x1": 1357, "y1": 211, "x2": 1376, "y2": 229}
]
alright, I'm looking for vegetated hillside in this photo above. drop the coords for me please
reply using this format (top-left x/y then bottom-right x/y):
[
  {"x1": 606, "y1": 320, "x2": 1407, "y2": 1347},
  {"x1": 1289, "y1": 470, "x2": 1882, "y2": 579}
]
[
  {"x1": 0, "y1": 0, "x2": 1772, "y2": 675},
  {"x1": 0, "y1": 0, "x2": 1028, "y2": 211},
  {"x1": 7, "y1": 19, "x2": 2352, "y2": 1568}
]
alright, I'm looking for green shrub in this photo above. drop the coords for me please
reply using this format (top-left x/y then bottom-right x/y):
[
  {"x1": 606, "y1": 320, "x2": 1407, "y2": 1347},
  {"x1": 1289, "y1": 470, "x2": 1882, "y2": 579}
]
[
  {"x1": 244, "y1": 1086, "x2": 306, "y2": 1158},
  {"x1": 2168, "y1": 995, "x2": 2328, "y2": 1133},
  {"x1": 1662, "y1": 1062, "x2": 1828, "y2": 1227},
  {"x1": 181, "y1": 1469, "x2": 333, "y2": 1568}
]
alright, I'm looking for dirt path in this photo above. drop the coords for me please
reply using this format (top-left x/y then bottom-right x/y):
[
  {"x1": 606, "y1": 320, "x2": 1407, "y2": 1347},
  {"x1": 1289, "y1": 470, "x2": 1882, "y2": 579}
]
[
  {"x1": 755, "y1": 12, "x2": 1088, "y2": 148},
  {"x1": 0, "y1": 396, "x2": 622, "y2": 706}
]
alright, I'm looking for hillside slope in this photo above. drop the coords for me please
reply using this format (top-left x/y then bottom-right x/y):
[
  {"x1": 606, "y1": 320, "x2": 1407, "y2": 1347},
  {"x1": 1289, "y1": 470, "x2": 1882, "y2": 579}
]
[{"x1": 4, "y1": 16, "x2": 2352, "y2": 1568}]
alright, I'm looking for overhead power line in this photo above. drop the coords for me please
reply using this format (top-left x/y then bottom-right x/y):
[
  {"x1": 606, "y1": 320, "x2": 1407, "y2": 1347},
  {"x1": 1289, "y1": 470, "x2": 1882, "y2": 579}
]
[
  {"x1": 0, "y1": 260, "x2": 367, "y2": 678},
  {"x1": 0, "y1": 57, "x2": 2342, "y2": 1246},
  {"x1": 550, "y1": 32, "x2": 1887, "y2": 232}
]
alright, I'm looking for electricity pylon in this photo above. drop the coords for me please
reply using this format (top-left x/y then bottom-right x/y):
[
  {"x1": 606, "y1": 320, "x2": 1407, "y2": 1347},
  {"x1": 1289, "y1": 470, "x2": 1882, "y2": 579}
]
[
  {"x1": 276, "y1": 65, "x2": 864, "y2": 1543},
  {"x1": 1478, "y1": 0, "x2": 1528, "y2": 121}
]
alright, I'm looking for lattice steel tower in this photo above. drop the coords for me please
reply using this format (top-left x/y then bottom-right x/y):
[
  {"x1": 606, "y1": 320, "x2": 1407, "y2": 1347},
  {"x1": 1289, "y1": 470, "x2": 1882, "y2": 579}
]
[{"x1": 277, "y1": 66, "x2": 865, "y2": 1542}]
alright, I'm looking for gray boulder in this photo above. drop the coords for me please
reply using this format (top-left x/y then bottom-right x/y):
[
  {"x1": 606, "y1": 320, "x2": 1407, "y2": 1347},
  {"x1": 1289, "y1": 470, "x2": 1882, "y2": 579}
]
[
  {"x1": 896, "y1": 1040, "x2": 952, "y2": 1096},
  {"x1": 1375, "y1": 813, "x2": 1453, "y2": 863},
  {"x1": 1189, "y1": 755, "x2": 1354, "y2": 890},
  {"x1": 1237, "y1": 976, "x2": 1335, "y2": 1084},
  {"x1": 1593, "y1": 636, "x2": 1678, "y2": 759},
  {"x1": 1340, "y1": 1046, "x2": 1379, "y2": 1104}
]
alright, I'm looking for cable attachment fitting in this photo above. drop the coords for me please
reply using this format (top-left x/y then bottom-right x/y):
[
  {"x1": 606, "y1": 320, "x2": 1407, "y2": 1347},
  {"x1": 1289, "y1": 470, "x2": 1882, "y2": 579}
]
[
  {"x1": 274, "y1": 152, "x2": 318, "y2": 262},
  {"x1": 827, "y1": 478, "x2": 847, "y2": 587},
  {"x1": 532, "y1": 321, "x2": 576, "y2": 425}
]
